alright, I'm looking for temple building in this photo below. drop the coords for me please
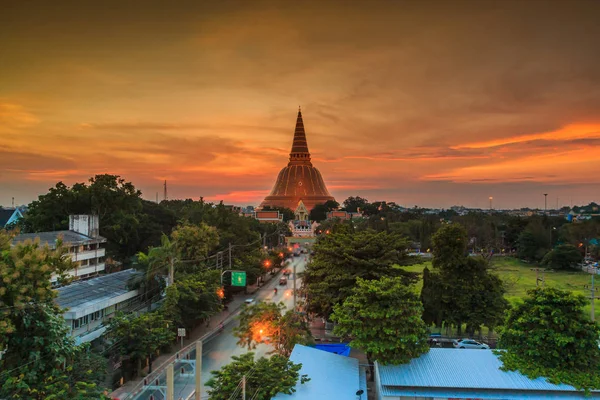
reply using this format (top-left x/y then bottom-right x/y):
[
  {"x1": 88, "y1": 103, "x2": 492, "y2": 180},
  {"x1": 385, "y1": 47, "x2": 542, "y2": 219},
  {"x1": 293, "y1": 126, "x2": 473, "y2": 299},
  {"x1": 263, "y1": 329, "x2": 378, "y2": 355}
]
[{"x1": 259, "y1": 108, "x2": 336, "y2": 211}]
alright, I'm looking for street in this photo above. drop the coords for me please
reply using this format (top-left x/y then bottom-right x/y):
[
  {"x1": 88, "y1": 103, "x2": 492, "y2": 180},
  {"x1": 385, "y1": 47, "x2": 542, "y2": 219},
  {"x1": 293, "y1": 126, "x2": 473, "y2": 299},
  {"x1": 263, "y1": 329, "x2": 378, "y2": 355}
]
[{"x1": 131, "y1": 255, "x2": 308, "y2": 400}]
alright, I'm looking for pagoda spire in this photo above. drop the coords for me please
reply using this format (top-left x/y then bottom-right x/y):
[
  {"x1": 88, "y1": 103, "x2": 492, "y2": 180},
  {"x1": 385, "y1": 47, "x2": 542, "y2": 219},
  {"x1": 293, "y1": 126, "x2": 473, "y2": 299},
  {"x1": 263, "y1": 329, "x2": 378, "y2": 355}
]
[{"x1": 289, "y1": 107, "x2": 311, "y2": 164}]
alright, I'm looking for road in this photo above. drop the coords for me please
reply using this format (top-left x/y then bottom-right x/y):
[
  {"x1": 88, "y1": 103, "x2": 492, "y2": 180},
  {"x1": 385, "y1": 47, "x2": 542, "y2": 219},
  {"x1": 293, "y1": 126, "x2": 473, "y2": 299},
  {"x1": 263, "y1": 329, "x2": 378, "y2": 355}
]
[{"x1": 132, "y1": 255, "x2": 308, "y2": 400}]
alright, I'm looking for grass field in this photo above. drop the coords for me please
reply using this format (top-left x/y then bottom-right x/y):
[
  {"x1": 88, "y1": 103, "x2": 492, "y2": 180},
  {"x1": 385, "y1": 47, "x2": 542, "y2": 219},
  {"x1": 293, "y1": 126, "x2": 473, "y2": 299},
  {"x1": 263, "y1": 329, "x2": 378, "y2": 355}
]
[{"x1": 404, "y1": 257, "x2": 599, "y2": 320}]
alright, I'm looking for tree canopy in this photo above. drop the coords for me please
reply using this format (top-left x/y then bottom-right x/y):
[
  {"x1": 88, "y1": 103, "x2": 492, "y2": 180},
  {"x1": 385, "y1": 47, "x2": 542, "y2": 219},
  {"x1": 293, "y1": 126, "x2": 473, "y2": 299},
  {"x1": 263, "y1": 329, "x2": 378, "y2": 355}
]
[
  {"x1": 303, "y1": 230, "x2": 418, "y2": 318},
  {"x1": 497, "y1": 287, "x2": 600, "y2": 391},
  {"x1": 421, "y1": 223, "x2": 508, "y2": 335},
  {"x1": 0, "y1": 231, "x2": 110, "y2": 399},
  {"x1": 234, "y1": 302, "x2": 312, "y2": 357},
  {"x1": 107, "y1": 311, "x2": 175, "y2": 376},
  {"x1": 331, "y1": 276, "x2": 429, "y2": 366},
  {"x1": 541, "y1": 244, "x2": 583, "y2": 270},
  {"x1": 206, "y1": 352, "x2": 309, "y2": 400}
]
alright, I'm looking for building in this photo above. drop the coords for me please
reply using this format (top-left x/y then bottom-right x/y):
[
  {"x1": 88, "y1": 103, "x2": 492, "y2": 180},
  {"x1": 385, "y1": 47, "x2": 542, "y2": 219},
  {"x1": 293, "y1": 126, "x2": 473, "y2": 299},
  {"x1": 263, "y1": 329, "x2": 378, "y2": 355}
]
[
  {"x1": 0, "y1": 206, "x2": 24, "y2": 228},
  {"x1": 254, "y1": 210, "x2": 284, "y2": 223},
  {"x1": 56, "y1": 269, "x2": 141, "y2": 344},
  {"x1": 259, "y1": 108, "x2": 336, "y2": 211},
  {"x1": 11, "y1": 215, "x2": 107, "y2": 284},
  {"x1": 374, "y1": 348, "x2": 600, "y2": 400},
  {"x1": 272, "y1": 345, "x2": 367, "y2": 400}
]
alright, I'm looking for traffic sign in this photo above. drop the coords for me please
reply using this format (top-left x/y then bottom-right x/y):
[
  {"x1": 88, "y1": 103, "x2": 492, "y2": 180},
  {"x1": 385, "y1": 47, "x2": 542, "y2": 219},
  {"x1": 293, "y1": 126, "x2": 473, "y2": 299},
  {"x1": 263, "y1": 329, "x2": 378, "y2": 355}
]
[
  {"x1": 178, "y1": 328, "x2": 186, "y2": 337},
  {"x1": 231, "y1": 271, "x2": 247, "y2": 287}
]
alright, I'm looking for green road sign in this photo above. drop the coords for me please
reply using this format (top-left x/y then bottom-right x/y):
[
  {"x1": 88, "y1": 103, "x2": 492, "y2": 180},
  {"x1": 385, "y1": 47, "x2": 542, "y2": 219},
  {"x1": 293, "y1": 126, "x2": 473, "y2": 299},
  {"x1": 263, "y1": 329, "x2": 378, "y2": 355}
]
[{"x1": 231, "y1": 271, "x2": 247, "y2": 287}]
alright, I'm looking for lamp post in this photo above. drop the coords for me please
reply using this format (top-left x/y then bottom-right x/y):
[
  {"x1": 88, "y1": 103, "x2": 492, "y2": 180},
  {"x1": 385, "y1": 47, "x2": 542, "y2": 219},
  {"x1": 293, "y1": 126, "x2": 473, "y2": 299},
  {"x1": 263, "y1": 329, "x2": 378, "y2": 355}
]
[
  {"x1": 544, "y1": 193, "x2": 548, "y2": 214},
  {"x1": 489, "y1": 196, "x2": 493, "y2": 210}
]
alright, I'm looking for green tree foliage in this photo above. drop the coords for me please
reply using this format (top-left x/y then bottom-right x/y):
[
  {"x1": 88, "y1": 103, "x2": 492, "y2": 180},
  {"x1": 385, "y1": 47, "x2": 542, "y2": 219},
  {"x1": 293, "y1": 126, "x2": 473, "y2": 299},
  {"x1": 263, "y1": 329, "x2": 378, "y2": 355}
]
[
  {"x1": 171, "y1": 222, "x2": 219, "y2": 262},
  {"x1": 341, "y1": 196, "x2": 369, "y2": 213},
  {"x1": 234, "y1": 302, "x2": 312, "y2": 357},
  {"x1": 0, "y1": 232, "x2": 109, "y2": 399},
  {"x1": 331, "y1": 277, "x2": 429, "y2": 367},
  {"x1": 162, "y1": 270, "x2": 222, "y2": 329},
  {"x1": 206, "y1": 352, "x2": 309, "y2": 400},
  {"x1": 18, "y1": 174, "x2": 177, "y2": 262},
  {"x1": 309, "y1": 200, "x2": 340, "y2": 222},
  {"x1": 107, "y1": 312, "x2": 175, "y2": 376},
  {"x1": 421, "y1": 224, "x2": 508, "y2": 335},
  {"x1": 517, "y1": 219, "x2": 552, "y2": 262},
  {"x1": 497, "y1": 288, "x2": 600, "y2": 391},
  {"x1": 541, "y1": 244, "x2": 583, "y2": 270},
  {"x1": 304, "y1": 231, "x2": 418, "y2": 318}
]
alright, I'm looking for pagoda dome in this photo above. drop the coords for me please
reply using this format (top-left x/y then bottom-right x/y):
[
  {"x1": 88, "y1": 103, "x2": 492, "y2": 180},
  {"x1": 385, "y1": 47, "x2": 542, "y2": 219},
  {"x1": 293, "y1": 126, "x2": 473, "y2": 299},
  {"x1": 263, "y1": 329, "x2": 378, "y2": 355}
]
[{"x1": 259, "y1": 108, "x2": 336, "y2": 211}]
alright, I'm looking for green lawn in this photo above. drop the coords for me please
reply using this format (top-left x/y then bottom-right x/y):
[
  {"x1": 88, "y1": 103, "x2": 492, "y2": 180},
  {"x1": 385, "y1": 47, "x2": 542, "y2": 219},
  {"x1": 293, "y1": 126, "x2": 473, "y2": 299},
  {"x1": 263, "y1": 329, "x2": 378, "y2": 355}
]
[{"x1": 403, "y1": 257, "x2": 599, "y2": 320}]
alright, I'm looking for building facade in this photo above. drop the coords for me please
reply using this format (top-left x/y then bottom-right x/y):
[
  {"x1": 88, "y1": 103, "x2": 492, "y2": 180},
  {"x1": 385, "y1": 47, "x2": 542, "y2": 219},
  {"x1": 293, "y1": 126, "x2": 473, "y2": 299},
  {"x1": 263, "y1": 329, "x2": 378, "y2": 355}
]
[
  {"x1": 56, "y1": 269, "x2": 142, "y2": 344},
  {"x1": 11, "y1": 215, "x2": 107, "y2": 284}
]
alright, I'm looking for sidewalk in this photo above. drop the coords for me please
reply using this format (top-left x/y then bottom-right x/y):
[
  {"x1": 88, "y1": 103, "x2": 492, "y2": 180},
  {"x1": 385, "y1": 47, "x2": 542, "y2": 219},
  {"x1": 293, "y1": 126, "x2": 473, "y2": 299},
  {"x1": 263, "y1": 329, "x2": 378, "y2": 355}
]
[{"x1": 110, "y1": 274, "x2": 273, "y2": 400}]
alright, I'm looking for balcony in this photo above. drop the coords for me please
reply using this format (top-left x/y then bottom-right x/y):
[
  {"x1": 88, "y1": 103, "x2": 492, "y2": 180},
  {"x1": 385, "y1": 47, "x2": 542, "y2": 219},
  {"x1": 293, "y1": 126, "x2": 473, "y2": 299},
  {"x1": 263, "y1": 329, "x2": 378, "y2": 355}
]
[{"x1": 71, "y1": 247, "x2": 105, "y2": 262}]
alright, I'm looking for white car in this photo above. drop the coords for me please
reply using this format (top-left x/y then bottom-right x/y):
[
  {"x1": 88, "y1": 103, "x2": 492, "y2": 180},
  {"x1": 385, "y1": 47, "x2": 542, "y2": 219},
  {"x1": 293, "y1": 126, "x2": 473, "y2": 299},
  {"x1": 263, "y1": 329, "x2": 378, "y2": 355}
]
[
  {"x1": 453, "y1": 339, "x2": 490, "y2": 349},
  {"x1": 244, "y1": 298, "x2": 255, "y2": 305}
]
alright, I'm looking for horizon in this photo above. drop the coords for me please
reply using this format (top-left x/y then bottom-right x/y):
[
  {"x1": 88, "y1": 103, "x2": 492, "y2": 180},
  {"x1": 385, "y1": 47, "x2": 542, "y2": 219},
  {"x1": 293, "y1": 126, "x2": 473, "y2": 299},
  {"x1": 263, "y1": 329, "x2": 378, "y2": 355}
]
[{"x1": 2, "y1": 1, "x2": 600, "y2": 209}]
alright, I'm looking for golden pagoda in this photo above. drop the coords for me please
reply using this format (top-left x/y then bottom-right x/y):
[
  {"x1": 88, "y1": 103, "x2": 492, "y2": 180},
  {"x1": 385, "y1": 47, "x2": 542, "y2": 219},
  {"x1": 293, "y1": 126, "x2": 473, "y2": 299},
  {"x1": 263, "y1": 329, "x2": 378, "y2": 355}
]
[{"x1": 259, "y1": 108, "x2": 336, "y2": 211}]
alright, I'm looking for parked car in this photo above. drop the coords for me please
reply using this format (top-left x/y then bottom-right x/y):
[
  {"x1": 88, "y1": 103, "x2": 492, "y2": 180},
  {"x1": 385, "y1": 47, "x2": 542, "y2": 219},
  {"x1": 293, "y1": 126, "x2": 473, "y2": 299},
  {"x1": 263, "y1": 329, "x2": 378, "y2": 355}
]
[
  {"x1": 244, "y1": 298, "x2": 255, "y2": 305},
  {"x1": 452, "y1": 339, "x2": 490, "y2": 349},
  {"x1": 283, "y1": 269, "x2": 291, "y2": 276},
  {"x1": 279, "y1": 277, "x2": 287, "y2": 285}
]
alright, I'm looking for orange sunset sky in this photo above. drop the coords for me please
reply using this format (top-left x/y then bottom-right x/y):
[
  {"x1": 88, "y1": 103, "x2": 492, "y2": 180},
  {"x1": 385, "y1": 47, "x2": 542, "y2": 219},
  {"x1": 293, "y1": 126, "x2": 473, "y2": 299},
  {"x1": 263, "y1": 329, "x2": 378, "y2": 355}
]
[{"x1": 1, "y1": 0, "x2": 600, "y2": 209}]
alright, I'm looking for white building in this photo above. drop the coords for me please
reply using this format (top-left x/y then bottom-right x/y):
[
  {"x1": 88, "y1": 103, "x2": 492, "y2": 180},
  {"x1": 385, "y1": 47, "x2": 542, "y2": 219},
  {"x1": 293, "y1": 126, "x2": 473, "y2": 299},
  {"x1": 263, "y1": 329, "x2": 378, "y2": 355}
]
[
  {"x1": 11, "y1": 215, "x2": 107, "y2": 284},
  {"x1": 56, "y1": 269, "x2": 141, "y2": 344}
]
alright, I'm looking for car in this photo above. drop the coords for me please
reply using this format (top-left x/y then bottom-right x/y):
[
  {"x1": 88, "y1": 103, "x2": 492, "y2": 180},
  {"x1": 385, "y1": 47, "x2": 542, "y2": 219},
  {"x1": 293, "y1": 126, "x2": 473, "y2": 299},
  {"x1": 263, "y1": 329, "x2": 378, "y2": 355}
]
[
  {"x1": 244, "y1": 298, "x2": 255, "y2": 305},
  {"x1": 452, "y1": 339, "x2": 490, "y2": 349},
  {"x1": 283, "y1": 269, "x2": 291, "y2": 276},
  {"x1": 279, "y1": 277, "x2": 287, "y2": 285}
]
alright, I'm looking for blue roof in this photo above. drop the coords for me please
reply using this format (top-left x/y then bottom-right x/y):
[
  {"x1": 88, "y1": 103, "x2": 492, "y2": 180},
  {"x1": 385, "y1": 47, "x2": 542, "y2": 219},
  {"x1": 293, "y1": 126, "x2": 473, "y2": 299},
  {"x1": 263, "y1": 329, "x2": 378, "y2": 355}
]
[
  {"x1": 313, "y1": 343, "x2": 351, "y2": 357},
  {"x1": 273, "y1": 344, "x2": 364, "y2": 400},
  {"x1": 377, "y1": 349, "x2": 599, "y2": 399}
]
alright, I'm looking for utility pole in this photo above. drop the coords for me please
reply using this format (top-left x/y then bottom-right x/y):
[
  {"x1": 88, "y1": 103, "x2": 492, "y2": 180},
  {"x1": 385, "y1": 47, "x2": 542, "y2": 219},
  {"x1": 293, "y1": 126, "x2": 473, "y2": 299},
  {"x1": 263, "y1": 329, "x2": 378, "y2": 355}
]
[
  {"x1": 195, "y1": 341, "x2": 203, "y2": 400},
  {"x1": 530, "y1": 268, "x2": 547, "y2": 288},
  {"x1": 168, "y1": 257, "x2": 175, "y2": 287},
  {"x1": 11, "y1": 197, "x2": 14, "y2": 207},
  {"x1": 489, "y1": 196, "x2": 493, "y2": 210},
  {"x1": 543, "y1": 193, "x2": 548, "y2": 214},
  {"x1": 293, "y1": 259, "x2": 297, "y2": 311},
  {"x1": 166, "y1": 363, "x2": 174, "y2": 400},
  {"x1": 242, "y1": 375, "x2": 246, "y2": 400},
  {"x1": 164, "y1": 180, "x2": 168, "y2": 201},
  {"x1": 156, "y1": 192, "x2": 159, "y2": 204},
  {"x1": 228, "y1": 243, "x2": 232, "y2": 269}
]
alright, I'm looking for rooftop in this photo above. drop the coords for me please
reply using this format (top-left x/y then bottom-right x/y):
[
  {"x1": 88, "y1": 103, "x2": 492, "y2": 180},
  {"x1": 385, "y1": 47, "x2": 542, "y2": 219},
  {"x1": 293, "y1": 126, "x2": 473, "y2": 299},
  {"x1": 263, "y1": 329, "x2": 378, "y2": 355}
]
[
  {"x1": 273, "y1": 344, "x2": 365, "y2": 400},
  {"x1": 377, "y1": 348, "x2": 599, "y2": 399},
  {"x1": 56, "y1": 269, "x2": 140, "y2": 312},
  {"x1": 12, "y1": 230, "x2": 106, "y2": 248}
]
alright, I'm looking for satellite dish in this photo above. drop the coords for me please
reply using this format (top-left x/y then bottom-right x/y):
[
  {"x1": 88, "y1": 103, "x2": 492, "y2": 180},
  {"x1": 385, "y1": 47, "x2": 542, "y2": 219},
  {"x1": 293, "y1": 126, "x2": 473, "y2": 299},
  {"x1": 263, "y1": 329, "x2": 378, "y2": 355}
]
[{"x1": 356, "y1": 389, "x2": 364, "y2": 395}]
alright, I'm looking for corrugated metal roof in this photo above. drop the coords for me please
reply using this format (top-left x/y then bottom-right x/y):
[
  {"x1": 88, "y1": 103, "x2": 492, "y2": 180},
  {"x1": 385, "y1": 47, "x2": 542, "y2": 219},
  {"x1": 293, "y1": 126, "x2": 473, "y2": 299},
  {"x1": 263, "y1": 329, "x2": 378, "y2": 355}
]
[
  {"x1": 56, "y1": 269, "x2": 139, "y2": 311},
  {"x1": 382, "y1": 387, "x2": 600, "y2": 399},
  {"x1": 272, "y1": 345, "x2": 361, "y2": 400},
  {"x1": 377, "y1": 348, "x2": 596, "y2": 393},
  {"x1": 12, "y1": 230, "x2": 106, "y2": 248}
]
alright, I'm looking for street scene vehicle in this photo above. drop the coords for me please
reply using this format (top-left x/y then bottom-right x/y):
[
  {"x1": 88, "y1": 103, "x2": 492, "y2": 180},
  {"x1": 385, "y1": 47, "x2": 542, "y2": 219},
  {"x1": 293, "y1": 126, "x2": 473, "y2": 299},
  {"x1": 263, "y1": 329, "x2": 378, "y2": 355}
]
[
  {"x1": 283, "y1": 269, "x2": 291, "y2": 276},
  {"x1": 279, "y1": 277, "x2": 287, "y2": 285},
  {"x1": 244, "y1": 298, "x2": 255, "y2": 305},
  {"x1": 452, "y1": 339, "x2": 490, "y2": 349}
]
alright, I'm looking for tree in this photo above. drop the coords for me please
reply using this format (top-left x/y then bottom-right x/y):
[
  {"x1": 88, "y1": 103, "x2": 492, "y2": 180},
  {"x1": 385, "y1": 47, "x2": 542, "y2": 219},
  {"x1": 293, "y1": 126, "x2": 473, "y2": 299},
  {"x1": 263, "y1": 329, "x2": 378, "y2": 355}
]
[
  {"x1": 341, "y1": 196, "x2": 369, "y2": 213},
  {"x1": 331, "y1": 277, "x2": 429, "y2": 379},
  {"x1": 517, "y1": 219, "x2": 552, "y2": 262},
  {"x1": 18, "y1": 174, "x2": 170, "y2": 262},
  {"x1": 108, "y1": 312, "x2": 175, "y2": 376},
  {"x1": 303, "y1": 231, "x2": 418, "y2": 318},
  {"x1": 497, "y1": 288, "x2": 600, "y2": 391},
  {"x1": 309, "y1": 200, "x2": 340, "y2": 222},
  {"x1": 171, "y1": 222, "x2": 219, "y2": 263},
  {"x1": 421, "y1": 224, "x2": 508, "y2": 335},
  {"x1": 0, "y1": 232, "x2": 110, "y2": 399},
  {"x1": 206, "y1": 352, "x2": 309, "y2": 400},
  {"x1": 234, "y1": 302, "x2": 312, "y2": 357},
  {"x1": 162, "y1": 270, "x2": 222, "y2": 329},
  {"x1": 541, "y1": 244, "x2": 583, "y2": 270}
]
